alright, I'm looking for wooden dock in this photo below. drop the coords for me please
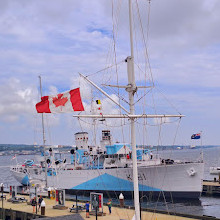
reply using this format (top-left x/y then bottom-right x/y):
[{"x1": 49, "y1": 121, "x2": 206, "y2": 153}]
[
  {"x1": 2, "y1": 183, "x2": 220, "y2": 220},
  {"x1": 0, "y1": 193, "x2": 205, "y2": 220},
  {"x1": 203, "y1": 180, "x2": 220, "y2": 196}
]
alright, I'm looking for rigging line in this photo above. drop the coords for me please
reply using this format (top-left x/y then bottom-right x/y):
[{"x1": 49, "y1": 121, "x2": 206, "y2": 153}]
[
  {"x1": 84, "y1": 60, "x2": 125, "y2": 78},
  {"x1": 172, "y1": 117, "x2": 182, "y2": 146},
  {"x1": 33, "y1": 114, "x2": 37, "y2": 145},
  {"x1": 136, "y1": 1, "x2": 154, "y2": 86},
  {"x1": 157, "y1": 118, "x2": 163, "y2": 152},
  {"x1": 105, "y1": 3, "x2": 120, "y2": 86},
  {"x1": 103, "y1": 18, "x2": 119, "y2": 85},
  {"x1": 103, "y1": 85, "x2": 130, "y2": 105},
  {"x1": 153, "y1": 164, "x2": 172, "y2": 217},
  {"x1": 132, "y1": 0, "x2": 150, "y2": 124},
  {"x1": 151, "y1": 89, "x2": 160, "y2": 146},
  {"x1": 140, "y1": 12, "x2": 149, "y2": 148},
  {"x1": 111, "y1": 0, "x2": 119, "y2": 95},
  {"x1": 142, "y1": 118, "x2": 148, "y2": 149},
  {"x1": 111, "y1": 0, "x2": 126, "y2": 144},
  {"x1": 132, "y1": 1, "x2": 149, "y2": 150},
  {"x1": 92, "y1": 156, "x2": 125, "y2": 219},
  {"x1": 77, "y1": 116, "x2": 83, "y2": 132},
  {"x1": 146, "y1": 0, "x2": 151, "y2": 43},
  {"x1": 113, "y1": 163, "x2": 132, "y2": 219},
  {"x1": 101, "y1": 1, "x2": 122, "y2": 87},
  {"x1": 133, "y1": 87, "x2": 153, "y2": 105},
  {"x1": 165, "y1": 118, "x2": 181, "y2": 163},
  {"x1": 103, "y1": 1, "x2": 119, "y2": 85},
  {"x1": 136, "y1": 117, "x2": 181, "y2": 126},
  {"x1": 153, "y1": 121, "x2": 178, "y2": 215},
  {"x1": 142, "y1": 76, "x2": 148, "y2": 146},
  {"x1": 103, "y1": 39, "x2": 113, "y2": 85},
  {"x1": 155, "y1": 87, "x2": 182, "y2": 115},
  {"x1": 132, "y1": 11, "x2": 152, "y2": 126},
  {"x1": 135, "y1": 0, "x2": 154, "y2": 87},
  {"x1": 45, "y1": 115, "x2": 52, "y2": 145},
  {"x1": 133, "y1": 61, "x2": 154, "y2": 87},
  {"x1": 99, "y1": 173, "x2": 123, "y2": 220},
  {"x1": 77, "y1": 117, "x2": 130, "y2": 128},
  {"x1": 145, "y1": 158, "x2": 165, "y2": 218},
  {"x1": 132, "y1": 1, "x2": 141, "y2": 85},
  {"x1": 103, "y1": 0, "x2": 120, "y2": 87}
]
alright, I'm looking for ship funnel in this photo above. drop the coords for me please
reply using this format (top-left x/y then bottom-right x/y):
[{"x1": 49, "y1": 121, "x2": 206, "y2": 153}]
[
  {"x1": 100, "y1": 130, "x2": 112, "y2": 150},
  {"x1": 75, "y1": 132, "x2": 89, "y2": 150}
]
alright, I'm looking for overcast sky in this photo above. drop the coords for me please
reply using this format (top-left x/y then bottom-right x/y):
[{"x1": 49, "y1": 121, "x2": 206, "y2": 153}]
[{"x1": 0, "y1": 0, "x2": 219, "y2": 146}]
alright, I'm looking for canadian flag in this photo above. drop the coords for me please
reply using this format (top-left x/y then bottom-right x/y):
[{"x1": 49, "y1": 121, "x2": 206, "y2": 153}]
[{"x1": 36, "y1": 88, "x2": 84, "y2": 113}]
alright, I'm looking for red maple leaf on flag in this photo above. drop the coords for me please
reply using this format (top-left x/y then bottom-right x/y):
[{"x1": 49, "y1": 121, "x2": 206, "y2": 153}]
[{"x1": 52, "y1": 94, "x2": 68, "y2": 107}]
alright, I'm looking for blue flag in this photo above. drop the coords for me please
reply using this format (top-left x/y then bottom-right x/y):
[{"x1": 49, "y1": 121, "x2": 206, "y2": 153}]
[{"x1": 191, "y1": 133, "x2": 201, "y2": 139}]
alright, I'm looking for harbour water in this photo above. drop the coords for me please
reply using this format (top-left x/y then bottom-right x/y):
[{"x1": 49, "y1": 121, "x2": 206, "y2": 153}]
[{"x1": 1, "y1": 146, "x2": 220, "y2": 218}]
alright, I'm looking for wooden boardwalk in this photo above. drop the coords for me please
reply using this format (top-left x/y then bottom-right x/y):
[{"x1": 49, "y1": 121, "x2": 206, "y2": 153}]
[
  {"x1": 203, "y1": 180, "x2": 220, "y2": 196},
  {"x1": 203, "y1": 180, "x2": 220, "y2": 186},
  {"x1": 1, "y1": 193, "x2": 201, "y2": 220}
]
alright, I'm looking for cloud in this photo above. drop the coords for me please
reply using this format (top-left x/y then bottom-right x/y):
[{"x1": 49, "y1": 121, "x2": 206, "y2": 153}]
[
  {"x1": 0, "y1": 0, "x2": 220, "y2": 144},
  {"x1": 0, "y1": 78, "x2": 37, "y2": 122}
]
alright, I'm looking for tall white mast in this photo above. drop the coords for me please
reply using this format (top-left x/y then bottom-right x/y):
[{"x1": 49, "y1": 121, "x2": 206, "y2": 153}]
[
  {"x1": 127, "y1": 0, "x2": 140, "y2": 219},
  {"x1": 75, "y1": 2, "x2": 184, "y2": 219},
  {"x1": 38, "y1": 76, "x2": 47, "y2": 187}
]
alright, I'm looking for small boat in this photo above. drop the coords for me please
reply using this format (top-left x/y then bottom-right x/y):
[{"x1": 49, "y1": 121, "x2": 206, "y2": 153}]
[
  {"x1": 10, "y1": 158, "x2": 44, "y2": 186},
  {"x1": 210, "y1": 167, "x2": 220, "y2": 175},
  {"x1": 10, "y1": 145, "x2": 64, "y2": 186},
  {"x1": 190, "y1": 145, "x2": 196, "y2": 149}
]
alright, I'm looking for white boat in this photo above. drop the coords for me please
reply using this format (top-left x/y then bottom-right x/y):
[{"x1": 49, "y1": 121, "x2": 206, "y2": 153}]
[
  {"x1": 210, "y1": 166, "x2": 220, "y2": 175},
  {"x1": 48, "y1": 132, "x2": 204, "y2": 199},
  {"x1": 11, "y1": 159, "x2": 44, "y2": 185},
  {"x1": 11, "y1": 130, "x2": 204, "y2": 199},
  {"x1": 10, "y1": 146, "x2": 64, "y2": 186},
  {"x1": 190, "y1": 145, "x2": 196, "y2": 149}
]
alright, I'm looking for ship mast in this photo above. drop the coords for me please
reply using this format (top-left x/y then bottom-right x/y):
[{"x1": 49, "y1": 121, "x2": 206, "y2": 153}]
[
  {"x1": 38, "y1": 75, "x2": 47, "y2": 187},
  {"x1": 75, "y1": 2, "x2": 185, "y2": 219},
  {"x1": 127, "y1": 0, "x2": 140, "y2": 219}
]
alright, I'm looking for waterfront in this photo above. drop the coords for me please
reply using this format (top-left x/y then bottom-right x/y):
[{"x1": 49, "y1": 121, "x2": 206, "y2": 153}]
[
  {"x1": 0, "y1": 192, "x2": 200, "y2": 220},
  {"x1": 1, "y1": 146, "x2": 220, "y2": 218}
]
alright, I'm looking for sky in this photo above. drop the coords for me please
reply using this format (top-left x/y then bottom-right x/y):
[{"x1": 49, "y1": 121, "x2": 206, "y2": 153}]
[{"x1": 0, "y1": 0, "x2": 220, "y2": 146}]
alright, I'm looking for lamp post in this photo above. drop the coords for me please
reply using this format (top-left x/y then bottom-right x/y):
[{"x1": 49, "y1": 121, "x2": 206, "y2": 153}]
[
  {"x1": 35, "y1": 186, "x2": 37, "y2": 215},
  {"x1": 1, "y1": 183, "x2": 4, "y2": 220}
]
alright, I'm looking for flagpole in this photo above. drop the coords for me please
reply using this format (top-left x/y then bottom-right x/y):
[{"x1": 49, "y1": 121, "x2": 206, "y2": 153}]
[
  {"x1": 38, "y1": 76, "x2": 47, "y2": 188},
  {"x1": 15, "y1": 155, "x2": 18, "y2": 165},
  {"x1": 200, "y1": 131, "x2": 203, "y2": 162}
]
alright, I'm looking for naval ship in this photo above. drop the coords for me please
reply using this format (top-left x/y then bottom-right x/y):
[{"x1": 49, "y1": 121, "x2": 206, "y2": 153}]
[{"x1": 11, "y1": 130, "x2": 204, "y2": 199}]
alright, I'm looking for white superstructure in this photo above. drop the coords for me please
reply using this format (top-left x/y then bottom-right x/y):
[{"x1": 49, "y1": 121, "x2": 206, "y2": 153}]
[{"x1": 75, "y1": 132, "x2": 89, "y2": 150}]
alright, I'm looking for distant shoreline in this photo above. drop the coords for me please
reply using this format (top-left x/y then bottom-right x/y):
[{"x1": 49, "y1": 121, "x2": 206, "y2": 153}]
[{"x1": 0, "y1": 144, "x2": 219, "y2": 156}]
